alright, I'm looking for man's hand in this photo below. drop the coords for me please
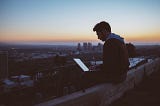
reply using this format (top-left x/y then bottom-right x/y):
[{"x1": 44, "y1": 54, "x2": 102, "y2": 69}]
[{"x1": 89, "y1": 64, "x2": 102, "y2": 71}]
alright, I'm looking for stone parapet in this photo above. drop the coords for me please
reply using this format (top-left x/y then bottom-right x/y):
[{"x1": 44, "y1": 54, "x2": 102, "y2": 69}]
[{"x1": 35, "y1": 58, "x2": 160, "y2": 106}]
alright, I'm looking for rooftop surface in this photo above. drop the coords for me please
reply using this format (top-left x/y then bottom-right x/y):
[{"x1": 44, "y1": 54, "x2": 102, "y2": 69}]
[{"x1": 110, "y1": 69, "x2": 160, "y2": 106}]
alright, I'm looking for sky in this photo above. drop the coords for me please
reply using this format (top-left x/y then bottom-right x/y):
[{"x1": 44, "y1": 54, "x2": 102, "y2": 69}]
[{"x1": 0, "y1": 0, "x2": 160, "y2": 45}]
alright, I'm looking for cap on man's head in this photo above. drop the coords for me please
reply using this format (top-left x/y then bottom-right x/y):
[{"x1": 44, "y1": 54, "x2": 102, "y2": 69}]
[{"x1": 93, "y1": 21, "x2": 111, "y2": 32}]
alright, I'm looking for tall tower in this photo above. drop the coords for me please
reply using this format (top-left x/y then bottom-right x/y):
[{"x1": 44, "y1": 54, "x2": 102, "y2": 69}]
[
  {"x1": 88, "y1": 42, "x2": 92, "y2": 51},
  {"x1": 77, "y1": 43, "x2": 81, "y2": 51},
  {"x1": 0, "y1": 51, "x2": 8, "y2": 80},
  {"x1": 97, "y1": 43, "x2": 103, "y2": 51},
  {"x1": 83, "y1": 42, "x2": 88, "y2": 51}
]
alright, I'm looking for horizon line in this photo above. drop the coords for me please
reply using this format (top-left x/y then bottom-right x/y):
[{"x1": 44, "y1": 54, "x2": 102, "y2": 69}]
[{"x1": 0, "y1": 41, "x2": 160, "y2": 46}]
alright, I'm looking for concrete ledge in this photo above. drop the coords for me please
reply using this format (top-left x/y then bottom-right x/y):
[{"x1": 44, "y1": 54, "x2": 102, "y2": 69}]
[
  {"x1": 35, "y1": 58, "x2": 160, "y2": 106},
  {"x1": 36, "y1": 84, "x2": 114, "y2": 106}
]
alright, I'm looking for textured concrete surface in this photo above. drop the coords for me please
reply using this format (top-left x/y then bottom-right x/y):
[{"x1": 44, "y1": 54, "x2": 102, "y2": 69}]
[
  {"x1": 110, "y1": 64, "x2": 160, "y2": 106},
  {"x1": 35, "y1": 58, "x2": 160, "y2": 106}
]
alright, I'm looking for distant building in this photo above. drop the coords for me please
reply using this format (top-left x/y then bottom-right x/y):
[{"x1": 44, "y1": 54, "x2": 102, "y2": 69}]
[
  {"x1": 83, "y1": 42, "x2": 88, "y2": 51},
  {"x1": 0, "y1": 51, "x2": 8, "y2": 81},
  {"x1": 77, "y1": 43, "x2": 81, "y2": 51},
  {"x1": 82, "y1": 42, "x2": 93, "y2": 51},
  {"x1": 11, "y1": 75, "x2": 33, "y2": 87},
  {"x1": 97, "y1": 43, "x2": 103, "y2": 51},
  {"x1": 88, "y1": 42, "x2": 92, "y2": 51}
]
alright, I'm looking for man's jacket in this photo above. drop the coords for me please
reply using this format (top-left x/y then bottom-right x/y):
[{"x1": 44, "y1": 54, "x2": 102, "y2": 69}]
[{"x1": 102, "y1": 33, "x2": 130, "y2": 82}]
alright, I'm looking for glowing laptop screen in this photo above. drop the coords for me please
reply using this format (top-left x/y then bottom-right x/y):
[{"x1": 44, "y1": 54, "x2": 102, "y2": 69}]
[{"x1": 73, "y1": 58, "x2": 89, "y2": 72}]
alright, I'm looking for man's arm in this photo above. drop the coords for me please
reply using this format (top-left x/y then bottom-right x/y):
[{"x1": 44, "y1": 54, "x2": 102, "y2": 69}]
[{"x1": 103, "y1": 39, "x2": 119, "y2": 73}]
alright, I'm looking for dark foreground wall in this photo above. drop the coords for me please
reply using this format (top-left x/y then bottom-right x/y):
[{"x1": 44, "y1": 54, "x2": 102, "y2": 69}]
[{"x1": 35, "y1": 58, "x2": 160, "y2": 106}]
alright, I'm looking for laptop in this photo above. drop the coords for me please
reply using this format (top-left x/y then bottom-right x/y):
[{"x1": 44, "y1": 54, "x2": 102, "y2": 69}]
[{"x1": 73, "y1": 58, "x2": 90, "y2": 72}]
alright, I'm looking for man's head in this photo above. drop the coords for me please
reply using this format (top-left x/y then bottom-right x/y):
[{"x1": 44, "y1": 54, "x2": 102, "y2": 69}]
[{"x1": 93, "y1": 21, "x2": 111, "y2": 41}]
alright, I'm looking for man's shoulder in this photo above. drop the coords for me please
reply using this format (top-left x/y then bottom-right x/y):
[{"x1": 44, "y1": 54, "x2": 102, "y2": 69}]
[{"x1": 105, "y1": 38, "x2": 123, "y2": 45}]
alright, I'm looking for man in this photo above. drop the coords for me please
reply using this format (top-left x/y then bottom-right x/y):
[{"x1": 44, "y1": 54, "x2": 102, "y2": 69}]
[{"x1": 93, "y1": 21, "x2": 130, "y2": 83}]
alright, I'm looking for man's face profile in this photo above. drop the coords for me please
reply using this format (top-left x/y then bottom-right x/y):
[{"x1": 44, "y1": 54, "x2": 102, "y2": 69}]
[{"x1": 96, "y1": 30, "x2": 107, "y2": 41}]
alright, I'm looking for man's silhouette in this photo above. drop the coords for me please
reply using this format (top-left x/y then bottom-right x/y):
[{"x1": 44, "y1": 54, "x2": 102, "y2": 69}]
[{"x1": 83, "y1": 21, "x2": 130, "y2": 85}]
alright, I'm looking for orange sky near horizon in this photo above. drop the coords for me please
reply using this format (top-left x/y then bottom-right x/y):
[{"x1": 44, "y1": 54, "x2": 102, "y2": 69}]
[{"x1": 0, "y1": 31, "x2": 160, "y2": 44}]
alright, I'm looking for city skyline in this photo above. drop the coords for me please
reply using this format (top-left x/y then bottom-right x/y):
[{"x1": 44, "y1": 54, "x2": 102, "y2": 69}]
[{"x1": 0, "y1": 0, "x2": 160, "y2": 45}]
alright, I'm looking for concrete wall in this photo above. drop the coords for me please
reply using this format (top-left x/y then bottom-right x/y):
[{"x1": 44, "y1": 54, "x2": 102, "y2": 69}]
[{"x1": 35, "y1": 58, "x2": 160, "y2": 106}]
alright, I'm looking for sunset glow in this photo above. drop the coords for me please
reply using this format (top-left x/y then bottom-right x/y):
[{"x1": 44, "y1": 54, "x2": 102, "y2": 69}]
[{"x1": 0, "y1": 0, "x2": 160, "y2": 45}]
